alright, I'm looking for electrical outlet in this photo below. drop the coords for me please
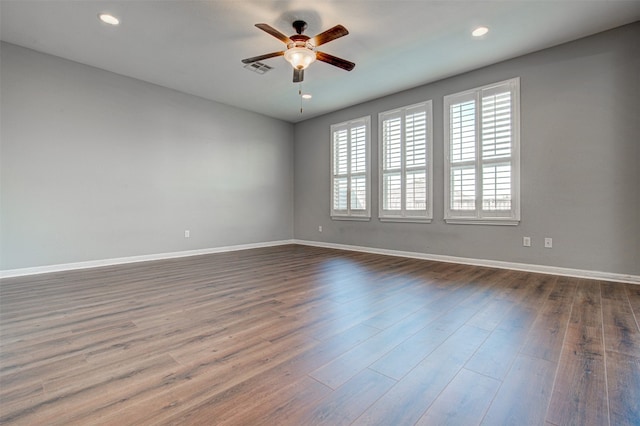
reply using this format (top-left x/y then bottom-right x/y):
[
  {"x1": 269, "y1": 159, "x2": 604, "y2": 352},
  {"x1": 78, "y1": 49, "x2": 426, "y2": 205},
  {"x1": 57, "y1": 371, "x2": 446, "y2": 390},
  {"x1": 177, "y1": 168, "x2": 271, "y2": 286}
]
[
  {"x1": 544, "y1": 237, "x2": 552, "y2": 248},
  {"x1": 523, "y1": 237, "x2": 531, "y2": 247},
  {"x1": 184, "y1": 230, "x2": 190, "y2": 238},
  {"x1": 318, "y1": 226, "x2": 323, "y2": 233}
]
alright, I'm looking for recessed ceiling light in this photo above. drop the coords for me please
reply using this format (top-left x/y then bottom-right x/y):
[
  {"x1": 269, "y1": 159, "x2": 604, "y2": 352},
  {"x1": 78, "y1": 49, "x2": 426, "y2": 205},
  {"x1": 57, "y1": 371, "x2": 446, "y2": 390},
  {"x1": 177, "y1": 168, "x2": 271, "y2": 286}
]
[
  {"x1": 98, "y1": 13, "x2": 120, "y2": 26},
  {"x1": 301, "y1": 94, "x2": 312, "y2": 100},
  {"x1": 472, "y1": 26, "x2": 489, "y2": 37}
]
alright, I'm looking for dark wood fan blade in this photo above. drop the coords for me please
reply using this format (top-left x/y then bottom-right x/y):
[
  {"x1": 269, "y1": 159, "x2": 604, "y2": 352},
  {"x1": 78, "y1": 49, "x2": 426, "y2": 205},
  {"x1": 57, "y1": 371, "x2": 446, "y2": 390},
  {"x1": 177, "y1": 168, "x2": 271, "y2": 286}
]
[
  {"x1": 241, "y1": 51, "x2": 284, "y2": 64},
  {"x1": 316, "y1": 51, "x2": 355, "y2": 71},
  {"x1": 293, "y1": 68, "x2": 304, "y2": 83},
  {"x1": 313, "y1": 25, "x2": 349, "y2": 46},
  {"x1": 255, "y1": 23, "x2": 291, "y2": 44}
]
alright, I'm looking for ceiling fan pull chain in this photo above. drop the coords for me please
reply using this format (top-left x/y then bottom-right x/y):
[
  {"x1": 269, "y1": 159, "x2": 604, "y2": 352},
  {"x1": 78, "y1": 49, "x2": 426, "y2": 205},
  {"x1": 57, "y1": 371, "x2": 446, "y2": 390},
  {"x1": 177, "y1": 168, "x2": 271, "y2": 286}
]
[{"x1": 299, "y1": 83, "x2": 303, "y2": 114}]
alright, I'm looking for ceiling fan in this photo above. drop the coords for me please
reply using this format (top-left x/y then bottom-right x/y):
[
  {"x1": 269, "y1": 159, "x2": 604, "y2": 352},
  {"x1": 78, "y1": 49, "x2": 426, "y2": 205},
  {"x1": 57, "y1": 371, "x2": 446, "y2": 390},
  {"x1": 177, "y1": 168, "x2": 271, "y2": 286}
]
[{"x1": 241, "y1": 20, "x2": 355, "y2": 83}]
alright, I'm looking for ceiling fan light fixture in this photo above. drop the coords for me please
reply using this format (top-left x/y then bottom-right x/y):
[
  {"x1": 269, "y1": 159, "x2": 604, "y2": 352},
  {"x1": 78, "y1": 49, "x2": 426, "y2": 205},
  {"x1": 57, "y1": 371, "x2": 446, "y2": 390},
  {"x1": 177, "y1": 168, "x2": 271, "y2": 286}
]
[{"x1": 284, "y1": 47, "x2": 316, "y2": 70}]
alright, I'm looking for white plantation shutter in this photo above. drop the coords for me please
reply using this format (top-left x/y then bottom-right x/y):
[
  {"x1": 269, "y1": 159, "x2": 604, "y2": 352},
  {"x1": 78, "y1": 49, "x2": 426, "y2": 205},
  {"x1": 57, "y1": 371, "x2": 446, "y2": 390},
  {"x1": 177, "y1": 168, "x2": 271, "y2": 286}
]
[
  {"x1": 483, "y1": 163, "x2": 511, "y2": 210},
  {"x1": 482, "y1": 92, "x2": 512, "y2": 160},
  {"x1": 450, "y1": 100, "x2": 476, "y2": 163},
  {"x1": 333, "y1": 177, "x2": 347, "y2": 210},
  {"x1": 451, "y1": 167, "x2": 476, "y2": 210},
  {"x1": 350, "y1": 125, "x2": 367, "y2": 211},
  {"x1": 331, "y1": 116, "x2": 371, "y2": 219},
  {"x1": 481, "y1": 90, "x2": 513, "y2": 211},
  {"x1": 383, "y1": 173, "x2": 402, "y2": 210},
  {"x1": 382, "y1": 115, "x2": 402, "y2": 210},
  {"x1": 379, "y1": 101, "x2": 432, "y2": 221},
  {"x1": 406, "y1": 170, "x2": 426, "y2": 210},
  {"x1": 332, "y1": 129, "x2": 348, "y2": 211},
  {"x1": 444, "y1": 78, "x2": 520, "y2": 224}
]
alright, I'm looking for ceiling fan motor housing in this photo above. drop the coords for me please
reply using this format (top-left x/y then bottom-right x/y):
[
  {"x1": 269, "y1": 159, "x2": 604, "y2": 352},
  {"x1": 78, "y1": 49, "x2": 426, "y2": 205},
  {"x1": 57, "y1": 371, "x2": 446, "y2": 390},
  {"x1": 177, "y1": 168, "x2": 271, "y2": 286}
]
[{"x1": 288, "y1": 35, "x2": 314, "y2": 49}]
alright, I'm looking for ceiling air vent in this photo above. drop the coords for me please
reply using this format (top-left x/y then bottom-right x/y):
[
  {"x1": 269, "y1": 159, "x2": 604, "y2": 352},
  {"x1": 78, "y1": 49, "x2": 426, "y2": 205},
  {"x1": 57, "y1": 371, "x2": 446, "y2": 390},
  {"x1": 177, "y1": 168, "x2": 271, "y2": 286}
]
[{"x1": 243, "y1": 62, "x2": 273, "y2": 74}]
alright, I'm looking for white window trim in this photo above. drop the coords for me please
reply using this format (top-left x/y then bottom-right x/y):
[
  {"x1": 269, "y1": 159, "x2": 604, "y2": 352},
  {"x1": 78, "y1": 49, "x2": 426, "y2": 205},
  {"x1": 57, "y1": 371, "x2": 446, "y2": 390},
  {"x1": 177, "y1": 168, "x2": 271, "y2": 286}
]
[
  {"x1": 330, "y1": 116, "x2": 371, "y2": 220},
  {"x1": 444, "y1": 78, "x2": 521, "y2": 225},
  {"x1": 378, "y1": 101, "x2": 433, "y2": 223}
]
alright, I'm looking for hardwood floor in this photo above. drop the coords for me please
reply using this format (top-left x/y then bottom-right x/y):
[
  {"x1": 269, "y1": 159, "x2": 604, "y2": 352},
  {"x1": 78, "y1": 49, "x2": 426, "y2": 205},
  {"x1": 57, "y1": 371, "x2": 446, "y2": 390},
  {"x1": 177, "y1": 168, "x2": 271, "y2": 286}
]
[{"x1": 1, "y1": 245, "x2": 638, "y2": 425}]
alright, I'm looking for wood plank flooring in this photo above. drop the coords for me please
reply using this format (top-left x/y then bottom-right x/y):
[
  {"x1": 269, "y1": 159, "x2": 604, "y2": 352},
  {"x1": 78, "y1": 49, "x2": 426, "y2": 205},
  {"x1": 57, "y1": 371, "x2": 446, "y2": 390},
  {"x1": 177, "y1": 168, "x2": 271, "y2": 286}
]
[{"x1": 1, "y1": 244, "x2": 638, "y2": 425}]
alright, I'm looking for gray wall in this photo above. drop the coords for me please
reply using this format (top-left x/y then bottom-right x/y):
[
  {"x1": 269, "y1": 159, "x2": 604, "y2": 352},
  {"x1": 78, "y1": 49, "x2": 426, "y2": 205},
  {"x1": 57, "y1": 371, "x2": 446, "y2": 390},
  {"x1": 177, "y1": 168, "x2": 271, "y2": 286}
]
[
  {"x1": 294, "y1": 23, "x2": 640, "y2": 276},
  {"x1": 2, "y1": 23, "x2": 639, "y2": 276},
  {"x1": 1, "y1": 42, "x2": 294, "y2": 270}
]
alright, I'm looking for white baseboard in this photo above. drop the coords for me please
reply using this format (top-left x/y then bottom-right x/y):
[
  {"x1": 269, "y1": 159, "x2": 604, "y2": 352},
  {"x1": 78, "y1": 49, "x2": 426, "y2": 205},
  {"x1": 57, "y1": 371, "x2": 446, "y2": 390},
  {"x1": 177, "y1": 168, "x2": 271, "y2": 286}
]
[
  {"x1": 0, "y1": 240, "x2": 296, "y2": 279},
  {"x1": 294, "y1": 239, "x2": 640, "y2": 285},
  {"x1": 3, "y1": 239, "x2": 638, "y2": 285}
]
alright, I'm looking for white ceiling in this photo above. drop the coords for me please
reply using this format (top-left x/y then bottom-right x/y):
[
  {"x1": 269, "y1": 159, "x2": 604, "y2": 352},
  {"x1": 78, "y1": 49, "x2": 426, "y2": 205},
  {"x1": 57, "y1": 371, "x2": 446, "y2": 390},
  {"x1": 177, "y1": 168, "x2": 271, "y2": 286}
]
[{"x1": 2, "y1": 1, "x2": 639, "y2": 123}]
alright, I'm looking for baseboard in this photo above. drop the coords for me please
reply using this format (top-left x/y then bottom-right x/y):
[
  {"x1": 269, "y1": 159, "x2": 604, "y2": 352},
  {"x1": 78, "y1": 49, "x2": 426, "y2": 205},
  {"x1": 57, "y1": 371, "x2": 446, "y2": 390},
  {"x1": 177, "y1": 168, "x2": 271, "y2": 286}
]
[
  {"x1": 3, "y1": 239, "x2": 638, "y2": 285},
  {"x1": 294, "y1": 239, "x2": 640, "y2": 285},
  {"x1": 0, "y1": 239, "x2": 296, "y2": 279}
]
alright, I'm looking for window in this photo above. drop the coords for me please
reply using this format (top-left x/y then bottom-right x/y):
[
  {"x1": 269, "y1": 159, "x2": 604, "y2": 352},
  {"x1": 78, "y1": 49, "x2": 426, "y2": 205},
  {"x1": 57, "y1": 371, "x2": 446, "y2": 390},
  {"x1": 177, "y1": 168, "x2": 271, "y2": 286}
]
[
  {"x1": 331, "y1": 116, "x2": 371, "y2": 220},
  {"x1": 379, "y1": 101, "x2": 433, "y2": 222},
  {"x1": 444, "y1": 78, "x2": 520, "y2": 224}
]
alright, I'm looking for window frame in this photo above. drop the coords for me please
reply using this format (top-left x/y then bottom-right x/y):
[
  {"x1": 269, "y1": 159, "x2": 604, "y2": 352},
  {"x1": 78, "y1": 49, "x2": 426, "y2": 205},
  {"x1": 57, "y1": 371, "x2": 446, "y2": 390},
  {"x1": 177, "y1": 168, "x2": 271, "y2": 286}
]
[
  {"x1": 330, "y1": 116, "x2": 371, "y2": 221},
  {"x1": 444, "y1": 77, "x2": 521, "y2": 225},
  {"x1": 378, "y1": 101, "x2": 433, "y2": 223}
]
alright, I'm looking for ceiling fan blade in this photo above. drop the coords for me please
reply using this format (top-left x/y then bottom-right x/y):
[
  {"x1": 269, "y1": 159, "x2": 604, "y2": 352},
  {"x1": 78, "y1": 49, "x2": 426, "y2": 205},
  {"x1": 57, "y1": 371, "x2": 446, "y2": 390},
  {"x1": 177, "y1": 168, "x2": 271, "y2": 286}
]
[
  {"x1": 255, "y1": 23, "x2": 292, "y2": 44},
  {"x1": 293, "y1": 68, "x2": 304, "y2": 83},
  {"x1": 313, "y1": 25, "x2": 349, "y2": 46},
  {"x1": 316, "y1": 51, "x2": 355, "y2": 71},
  {"x1": 241, "y1": 51, "x2": 284, "y2": 64}
]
